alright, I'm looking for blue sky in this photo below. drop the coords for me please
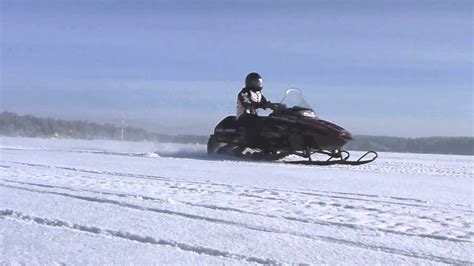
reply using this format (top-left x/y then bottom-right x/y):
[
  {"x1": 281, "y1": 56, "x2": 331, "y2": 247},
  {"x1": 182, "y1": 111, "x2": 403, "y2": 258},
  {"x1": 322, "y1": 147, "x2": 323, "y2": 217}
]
[{"x1": 1, "y1": 0, "x2": 472, "y2": 137}]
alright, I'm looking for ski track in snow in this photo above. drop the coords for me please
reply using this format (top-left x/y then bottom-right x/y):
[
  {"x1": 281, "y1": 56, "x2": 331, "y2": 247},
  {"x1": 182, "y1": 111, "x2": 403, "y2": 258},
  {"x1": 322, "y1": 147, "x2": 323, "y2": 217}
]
[
  {"x1": 0, "y1": 210, "x2": 278, "y2": 265},
  {"x1": 1, "y1": 161, "x2": 472, "y2": 244},
  {"x1": 0, "y1": 137, "x2": 473, "y2": 264}
]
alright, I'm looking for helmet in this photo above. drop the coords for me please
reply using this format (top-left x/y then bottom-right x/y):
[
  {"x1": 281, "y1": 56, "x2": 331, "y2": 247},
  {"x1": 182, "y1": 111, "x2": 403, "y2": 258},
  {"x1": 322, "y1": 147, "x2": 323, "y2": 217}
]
[{"x1": 245, "y1": 72, "x2": 263, "y2": 90}]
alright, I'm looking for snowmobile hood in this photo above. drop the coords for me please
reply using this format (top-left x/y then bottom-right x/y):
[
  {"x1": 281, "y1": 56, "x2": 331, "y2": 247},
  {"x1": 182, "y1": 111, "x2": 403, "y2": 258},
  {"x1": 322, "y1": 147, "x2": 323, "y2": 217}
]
[{"x1": 313, "y1": 119, "x2": 353, "y2": 140}]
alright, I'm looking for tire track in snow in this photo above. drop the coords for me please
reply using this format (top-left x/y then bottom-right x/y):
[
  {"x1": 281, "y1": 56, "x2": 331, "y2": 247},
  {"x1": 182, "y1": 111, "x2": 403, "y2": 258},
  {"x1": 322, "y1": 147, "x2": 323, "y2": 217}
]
[
  {"x1": 3, "y1": 160, "x2": 472, "y2": 213},
  {"x1": 0, "y1": 209, "x2": 279, "y2": 265},
  {"x1": 1, "y1": 183, "x2": 471, "y2": 265},
  {"x1": 2, "y1": 178, "x2": 471, "y2": 244}
]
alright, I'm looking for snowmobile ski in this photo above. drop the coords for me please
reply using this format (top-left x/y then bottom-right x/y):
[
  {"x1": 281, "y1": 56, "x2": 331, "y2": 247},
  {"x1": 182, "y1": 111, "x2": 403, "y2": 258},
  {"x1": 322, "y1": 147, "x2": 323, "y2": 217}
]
[{"x1": 285, "y1": 151, "x2": 378, "y2": 166}]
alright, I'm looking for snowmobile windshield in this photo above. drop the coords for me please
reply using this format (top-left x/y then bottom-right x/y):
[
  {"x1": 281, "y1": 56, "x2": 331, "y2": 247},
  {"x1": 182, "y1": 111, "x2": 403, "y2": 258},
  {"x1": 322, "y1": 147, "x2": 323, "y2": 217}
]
[
  {"x1": 280, "y1": 88, "x2": 313, "y2": 110},
  {"x1": 279, "y1": 88, "x2": 317, "y2": 118}
]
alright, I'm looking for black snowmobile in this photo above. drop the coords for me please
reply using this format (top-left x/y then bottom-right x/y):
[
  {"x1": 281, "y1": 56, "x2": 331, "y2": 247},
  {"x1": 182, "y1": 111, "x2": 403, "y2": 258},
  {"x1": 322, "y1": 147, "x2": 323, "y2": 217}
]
[{"x1": 207, "y1": 88, "x2": 377, "y2": 165}]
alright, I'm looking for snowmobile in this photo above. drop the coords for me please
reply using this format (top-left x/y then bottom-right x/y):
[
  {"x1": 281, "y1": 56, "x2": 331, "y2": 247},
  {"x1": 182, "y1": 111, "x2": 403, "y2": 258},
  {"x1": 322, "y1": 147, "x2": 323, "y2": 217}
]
[{"x1": 207, "y1": 88, "x2": 377, "y2": 165}]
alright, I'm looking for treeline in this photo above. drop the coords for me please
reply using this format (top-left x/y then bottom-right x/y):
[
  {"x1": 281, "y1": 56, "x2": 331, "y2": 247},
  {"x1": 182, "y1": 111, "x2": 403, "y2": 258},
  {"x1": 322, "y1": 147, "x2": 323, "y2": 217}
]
[
  {"x1": 0, "y1": 112, "x2": 205, "y2": 144},
  {"x1": 0, "y1": 112, "x2": 472, "y2": 155},
  {"x1": 346, "y1": 135, "x2": 473, "y2": 156}
]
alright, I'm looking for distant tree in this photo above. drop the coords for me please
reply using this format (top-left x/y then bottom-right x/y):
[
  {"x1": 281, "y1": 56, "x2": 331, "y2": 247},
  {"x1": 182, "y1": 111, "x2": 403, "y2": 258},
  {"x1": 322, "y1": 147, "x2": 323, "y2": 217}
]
[{"x1": 1, "y1": 112, "x2": 473, "y2": 155}]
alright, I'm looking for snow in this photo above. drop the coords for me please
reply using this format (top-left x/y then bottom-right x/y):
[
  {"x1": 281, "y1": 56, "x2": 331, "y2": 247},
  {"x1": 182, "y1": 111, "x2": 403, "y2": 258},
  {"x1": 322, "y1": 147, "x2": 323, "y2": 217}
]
[{"x1": 1, "y1": 137, "x2": 472, "y2": 265}]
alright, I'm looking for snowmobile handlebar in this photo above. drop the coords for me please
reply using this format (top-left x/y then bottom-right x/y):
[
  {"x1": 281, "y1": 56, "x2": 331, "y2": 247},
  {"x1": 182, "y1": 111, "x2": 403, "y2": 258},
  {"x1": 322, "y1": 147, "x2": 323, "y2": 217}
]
[{"x1": 264, "y1": 102, "x2": 287, "y2": 110}]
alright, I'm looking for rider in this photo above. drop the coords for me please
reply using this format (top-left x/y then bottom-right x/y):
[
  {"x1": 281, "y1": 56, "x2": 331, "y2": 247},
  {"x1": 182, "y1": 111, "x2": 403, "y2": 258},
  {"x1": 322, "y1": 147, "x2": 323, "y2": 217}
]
[
  {"x1": 236, "y1": 72, "x2": 269, "y2": 118},
  {"x1": 236, "y1": 72, "x2": 271, "y2": 144}
]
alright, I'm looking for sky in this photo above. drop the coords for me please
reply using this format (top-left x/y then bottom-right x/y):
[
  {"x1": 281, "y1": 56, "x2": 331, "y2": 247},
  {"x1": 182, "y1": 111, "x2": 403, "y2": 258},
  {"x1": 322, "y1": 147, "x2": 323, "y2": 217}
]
[{"x1": 1, "y1": 0, "x2": 472, "y2": 137}]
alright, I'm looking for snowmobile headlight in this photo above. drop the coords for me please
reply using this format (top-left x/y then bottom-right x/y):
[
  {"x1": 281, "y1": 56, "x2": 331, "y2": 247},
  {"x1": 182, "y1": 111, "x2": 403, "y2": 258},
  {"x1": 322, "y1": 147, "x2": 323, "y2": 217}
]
[{"x1": 300, "y1": 110, "x2": 316, "y2": 118}]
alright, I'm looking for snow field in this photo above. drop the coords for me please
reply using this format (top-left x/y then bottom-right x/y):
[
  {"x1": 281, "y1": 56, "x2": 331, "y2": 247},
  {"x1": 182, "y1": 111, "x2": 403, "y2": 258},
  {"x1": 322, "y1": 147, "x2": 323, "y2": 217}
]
[{"x1": 0, "y1": 137, "x2": 472, "y2": 264}]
